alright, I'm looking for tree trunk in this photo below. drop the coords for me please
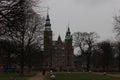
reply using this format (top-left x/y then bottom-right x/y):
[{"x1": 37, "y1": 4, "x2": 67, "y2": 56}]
[
  {"x1": 20, "y1": 37, "x2": 25, "y2": 75},
  {"x1": 20, "y1": 47, "x2": 25, "y2": 75},
  {"x1": 118, "y1": 55, "x2": 120, "y2": 72},
  {"x1": 28, "y1": 46, "x2": 32, "y2": 72},
  {"x1": 20, "y1": 59, "x2": 24, "y2": 75},
  {"x1": 86, "y1": 55, "x2": 90, "y2": 72}
]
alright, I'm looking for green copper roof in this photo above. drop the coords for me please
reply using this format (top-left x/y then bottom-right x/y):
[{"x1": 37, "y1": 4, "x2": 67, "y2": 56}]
[
  {"x1": 65, "y1": 27, "x2": 72, "y2": 40},
  {"x1": 45, "y1": 13, "x2": 51, "y2": 31}
]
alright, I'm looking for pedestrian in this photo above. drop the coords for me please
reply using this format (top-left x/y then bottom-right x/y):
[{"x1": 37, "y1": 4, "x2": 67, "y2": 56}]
[
  {"x1": 42, "y1": 69, "x2": 46, "y2": 76},
  {"x1": 50, "y1": 74, "x2": 56, "y2": 80},
  {"x1": 50, "y1": 69, "x2": 53, "y2": 75}
]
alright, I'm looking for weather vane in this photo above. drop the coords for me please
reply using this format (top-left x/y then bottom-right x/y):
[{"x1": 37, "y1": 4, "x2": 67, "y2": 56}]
[{"x1": 68, "y1": 22, "x2": 70, "y2": 27}]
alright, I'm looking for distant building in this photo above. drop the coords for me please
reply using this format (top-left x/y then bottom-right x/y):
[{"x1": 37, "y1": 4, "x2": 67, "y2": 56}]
[{"x1": 43, "y1": 13, "x2": 74, "y2": 71}]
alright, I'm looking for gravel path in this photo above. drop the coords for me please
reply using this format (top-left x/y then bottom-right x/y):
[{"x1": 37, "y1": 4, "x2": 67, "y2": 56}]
[
  {"x1": 107, "y1": 74, "x2": 120, "y2": 77},
  {"x1": 92, "y1": 72, "x2": 120, "y2": 77},
  {"x1": 28, "y1": 72, "x2": 44, "y2": 80}
]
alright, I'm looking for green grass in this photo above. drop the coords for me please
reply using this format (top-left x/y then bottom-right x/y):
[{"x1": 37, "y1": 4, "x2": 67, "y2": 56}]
[
  {"x1": 0, "y1": 72, "x2": 36, "y2": 80},
  {"x1": 45, "y1": 72, "x2": 120, "y2": 80}
]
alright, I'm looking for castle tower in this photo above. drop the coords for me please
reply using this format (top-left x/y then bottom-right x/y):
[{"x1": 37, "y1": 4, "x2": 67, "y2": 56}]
[
  {"x1": 65, "y1": 27, "x2": 74, "y2": 70},
  {"x1": 44, "y1": 13, "x2": 52, "y2": 67}
]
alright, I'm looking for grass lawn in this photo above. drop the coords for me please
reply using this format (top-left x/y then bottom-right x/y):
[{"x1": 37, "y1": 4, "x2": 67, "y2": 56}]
[
  {"x1": 0, "y1": 72, "x2": 36, "y2": 80},
  {"x1": 45, "y1": 72, "x2": 120, "y2": 80}
]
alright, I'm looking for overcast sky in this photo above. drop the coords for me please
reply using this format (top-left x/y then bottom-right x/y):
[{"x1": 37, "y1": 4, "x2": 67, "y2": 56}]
[{"x1": 40, "y1": 0, "x2": 120, "y2": 41}]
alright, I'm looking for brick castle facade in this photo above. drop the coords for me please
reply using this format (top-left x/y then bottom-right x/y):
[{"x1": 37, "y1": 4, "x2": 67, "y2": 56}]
[{"x1": 43, "y1": 13, "x2": 74, "y2": 71}]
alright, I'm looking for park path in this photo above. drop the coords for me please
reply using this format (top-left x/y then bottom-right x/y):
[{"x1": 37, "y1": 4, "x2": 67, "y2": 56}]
[
  {"x1": 93, "y1": 72, "x2": 120, "y2": 77},
  {"x1": 28, "y1": 72, "x2": 44, "y2": 80},
  {"x1": 108, "y1": 74, "x2": 120, "y2": 77}
]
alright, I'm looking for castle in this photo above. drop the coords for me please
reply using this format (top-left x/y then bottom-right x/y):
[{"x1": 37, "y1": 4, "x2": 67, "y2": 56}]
[{"x1": 43, "y1": 13, "x2": 74, "y2": 71}]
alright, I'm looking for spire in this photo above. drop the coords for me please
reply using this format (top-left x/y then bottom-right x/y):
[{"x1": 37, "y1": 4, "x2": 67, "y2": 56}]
[
  {"x1": 46, "y1": 7, "x2": 50, "y2": 21},
  {"x1": 66, "y1": 27, "x2": 71, "y2": 36},
  {"x1": 45, "y1": 12, "x2": 51, "y2": 31},
  {"x1": 67, "y1": 27, "x2": 70, "y2": 32},
  {"x1": 46, "y1": 12, "x2": 50, "y2": 21},
  {"x1": 57, "y1": 35, "x2": 62, "y2": 43},
  {"x1": 65, "y1": 27, "x2": 72, "y2": 40},
  {"x1": 58, "y1": 35, "x2": 61, "y2": 41},
  {"x1": 66, "y1": 23, "x2": 70, "y2": 33}
]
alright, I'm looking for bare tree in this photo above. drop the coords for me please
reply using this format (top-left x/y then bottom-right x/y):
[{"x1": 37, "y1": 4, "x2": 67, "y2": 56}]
[
  {"x1": 97, "y1": 41, "x2": 114, "y2": 72},
  {"x1": 73, "y1": 32, "x2": 99, "y2": 71},
  {"x1": 113, "y1": 12, "x2": 120, "y2": 72},
  {"x1": 0, "y1": 0, "x2": 45, "y2": 74},
  {"x1": 114, "y1": 14, "x2": 120, "y2": 38}
]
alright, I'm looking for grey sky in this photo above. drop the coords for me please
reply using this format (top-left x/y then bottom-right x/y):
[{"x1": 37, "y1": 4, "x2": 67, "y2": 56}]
[{"x1": 41, "y1": 0, "x2": 120, "y2": 41}]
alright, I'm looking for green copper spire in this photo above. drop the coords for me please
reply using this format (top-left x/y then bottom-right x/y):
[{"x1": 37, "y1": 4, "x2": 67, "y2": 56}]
[
  {"x1": 68, "y1": 27, "x2": 70, "y2": 32},
  {"x1": 65, "y1": 27, "x2": 72, "y2": 40},
  {"x1": 45, "y1": 13, "x2": 51, "y2": 31},
  {"x1": 46, "y1": 13, "x2": 50, "y2": 21}
]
